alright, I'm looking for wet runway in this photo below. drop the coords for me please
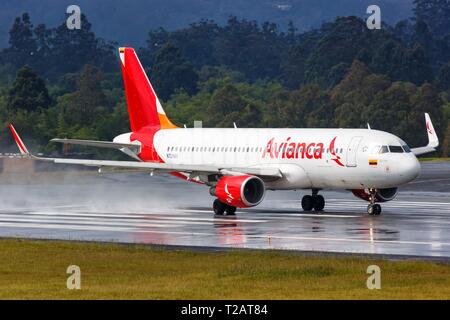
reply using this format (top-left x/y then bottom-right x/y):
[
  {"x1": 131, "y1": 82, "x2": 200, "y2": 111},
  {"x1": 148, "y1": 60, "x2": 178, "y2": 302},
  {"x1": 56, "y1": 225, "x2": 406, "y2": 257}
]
[{"x1": 1, "y1": 161, "x2": 450, "y2": 259}]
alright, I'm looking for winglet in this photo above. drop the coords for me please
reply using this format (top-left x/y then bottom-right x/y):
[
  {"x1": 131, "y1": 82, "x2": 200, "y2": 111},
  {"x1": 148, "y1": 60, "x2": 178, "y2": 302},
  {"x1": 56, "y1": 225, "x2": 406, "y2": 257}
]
[
  {"x1": 8, "y1": 124, "x2": 30, "y2": 156},
  {"x1": 425, "y1": 113, "x2": 438, "y2": 148}
]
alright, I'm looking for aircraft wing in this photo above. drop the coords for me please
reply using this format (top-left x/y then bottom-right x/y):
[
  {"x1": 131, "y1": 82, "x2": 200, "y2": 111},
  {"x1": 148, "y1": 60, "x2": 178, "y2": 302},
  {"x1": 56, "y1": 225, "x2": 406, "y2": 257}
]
[
  {"x1": 51, "y1": 138, "x2": 141, "y2": 152},
  {"x1": 52, "y1": 158, "x2": 282, "y2": 177},
  {"x1": 411, "y1": 113, "x2": 439, "y2": 156},
  {"x1": 410, "y1": 146, "x2": 437, "y2": 156},
  {"x1": 9, "y1": 125, "x2": 282, "y2": 179}
]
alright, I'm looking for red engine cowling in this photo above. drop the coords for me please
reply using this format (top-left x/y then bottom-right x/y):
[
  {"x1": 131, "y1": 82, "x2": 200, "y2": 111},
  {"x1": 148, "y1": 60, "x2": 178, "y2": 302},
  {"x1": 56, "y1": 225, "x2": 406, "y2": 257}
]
[
  {"x1": 351, "y1": 188, "x2": 398, "y2": 202},
  {"x1": 213, "y1": 175, "x2": 265, "y2": 208}
]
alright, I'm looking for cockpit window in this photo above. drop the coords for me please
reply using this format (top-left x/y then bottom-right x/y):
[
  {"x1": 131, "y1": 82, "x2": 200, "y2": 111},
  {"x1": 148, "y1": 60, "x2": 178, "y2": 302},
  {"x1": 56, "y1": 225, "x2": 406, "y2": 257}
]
[
  {"x1": 402, "y1": 145, "x2": 411, "y2": 153},
  {"x1": 379, "y1": 145, "x2": 389, "y2": 154},
  {"x1": 389, "y1": 145, "x2": 404, "y2": 153}
]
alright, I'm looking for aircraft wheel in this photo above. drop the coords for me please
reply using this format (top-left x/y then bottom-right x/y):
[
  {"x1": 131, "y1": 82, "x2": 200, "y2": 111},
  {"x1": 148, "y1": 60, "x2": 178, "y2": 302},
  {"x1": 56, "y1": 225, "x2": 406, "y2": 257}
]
[
  {"x1": 225, "y1": 205, "x2": 237, "y2": 216},
  {"x1": 213, "y1": 199, "x2": 226, "y2": 215},
  {"x1": 313, "y1": 195, "x2": 325, "y2": 211},
  {"x1": 373, "y1": 204, "x2": 382, "y2": 215},
  {"x1": 301, "y1": 195, "x2": 314, "y2": 211},
  {"x1": 367, "y1": 204, "x2": 382, "y2": 216}
]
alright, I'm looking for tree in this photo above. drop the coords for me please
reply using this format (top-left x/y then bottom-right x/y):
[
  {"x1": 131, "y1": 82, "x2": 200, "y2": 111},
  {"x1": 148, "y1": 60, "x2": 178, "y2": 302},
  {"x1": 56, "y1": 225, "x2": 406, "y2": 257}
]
[
  {"x1": 238, "y1": 102, "x2": 263, "y2": 128},
  {"x1": 47, "y1": 14, "x2": 116, "y2": 79},
  {"x1": 4, "y1": 13, "x2": 37, "y2": 68},
  {"x1": 409, "y1": 83, "x2": 444, "y2": 146},
  {"x1": 281, "y1": 44, "x2": 307, "y2": 89},
  {"x1": 7, "y1": 65, "x2": 51, "y2": 112},
  {"x1": 64, "y1": 64, "x2": 106, "y2": 126},
  {"x1": 413, "y1": 0, "x2": 450, "y2": 38},
  {"x1": 171, "y1": 20, "x2": 219, "y2": 68},
  {"x1": 266, "y1": 84, "x2": 332, "y2": 128},
  {"x1": 214, "y1": 16, "x2": 284, "y2": 81},
  {"x1": 371, "y1": 40, "x2": 432, "y2": 85},
  {"x1": 205, "y1": 84, "x2": 247, "y2": 127},
  {"x1": 150, "y1": 43, "x2": 198, "y2": 100},
  {"x1": 33, "y1": 23, "x2": 52, "y2": 74},
  {"x1": 442, "y1": 122, "x2": 450, "y2": 156},
  {"x1": 303, "y1": 17, "x2": 372, "y2": 87},
  {"x1": 435, "y1": 62, "x2": 450, "y2": 92}
]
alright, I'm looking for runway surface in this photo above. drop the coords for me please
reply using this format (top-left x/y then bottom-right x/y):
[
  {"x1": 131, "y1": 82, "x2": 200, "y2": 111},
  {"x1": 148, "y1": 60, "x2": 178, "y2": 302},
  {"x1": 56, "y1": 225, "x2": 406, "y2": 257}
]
[{"x1": 1, "y1": 161, "x2": 450, "y2": 259}]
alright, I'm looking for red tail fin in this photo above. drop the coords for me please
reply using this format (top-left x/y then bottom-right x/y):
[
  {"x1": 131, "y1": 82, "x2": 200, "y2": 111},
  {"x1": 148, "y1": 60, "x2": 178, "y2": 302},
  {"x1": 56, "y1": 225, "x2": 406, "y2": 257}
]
[{"x1": 119, "y1": 47, "x2": 177, "y2": 132}]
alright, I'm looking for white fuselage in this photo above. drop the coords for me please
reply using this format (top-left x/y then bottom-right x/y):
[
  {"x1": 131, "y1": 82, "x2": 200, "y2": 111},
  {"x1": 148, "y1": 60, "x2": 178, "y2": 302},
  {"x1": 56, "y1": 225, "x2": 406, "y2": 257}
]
[{"x1": 116, "y1": 128, "x2": 421, "y2": 190}]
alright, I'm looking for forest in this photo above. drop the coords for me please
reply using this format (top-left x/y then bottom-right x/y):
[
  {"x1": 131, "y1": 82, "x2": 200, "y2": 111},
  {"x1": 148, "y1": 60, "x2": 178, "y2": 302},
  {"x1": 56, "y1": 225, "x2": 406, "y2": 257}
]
[{"x1": 0, "y1": 0, "x2": 449, "y2": 157}]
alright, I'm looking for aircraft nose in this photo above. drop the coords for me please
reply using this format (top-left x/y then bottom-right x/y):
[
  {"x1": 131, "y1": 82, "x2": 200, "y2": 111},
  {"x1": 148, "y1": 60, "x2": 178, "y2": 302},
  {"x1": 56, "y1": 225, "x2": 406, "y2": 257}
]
[{"x1": 400, "y1": 155, "x2": 420, "y2": 182}]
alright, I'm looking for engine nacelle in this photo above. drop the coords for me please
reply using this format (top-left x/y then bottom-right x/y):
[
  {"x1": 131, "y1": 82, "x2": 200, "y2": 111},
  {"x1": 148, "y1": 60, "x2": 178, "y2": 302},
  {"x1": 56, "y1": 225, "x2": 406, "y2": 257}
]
[
  {"x1": 211, "y1": 175, "x2": 265, "y2": 208},
  {"x1": 351, "y1": 187, "x2": 398, "y2": 203}
]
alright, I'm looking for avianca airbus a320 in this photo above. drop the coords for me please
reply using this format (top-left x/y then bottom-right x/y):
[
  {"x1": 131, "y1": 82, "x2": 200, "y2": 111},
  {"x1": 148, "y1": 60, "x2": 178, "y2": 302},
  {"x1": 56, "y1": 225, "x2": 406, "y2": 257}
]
[{"x1": 8, "y1": 47, "x2": 439, "y2": 216}]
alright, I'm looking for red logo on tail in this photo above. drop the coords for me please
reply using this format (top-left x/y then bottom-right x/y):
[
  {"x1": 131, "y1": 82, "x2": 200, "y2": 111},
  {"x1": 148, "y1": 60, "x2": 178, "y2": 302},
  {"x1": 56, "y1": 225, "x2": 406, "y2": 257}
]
[{"x1": 426, "y1": 121, "x2": 433, "y2": 135}]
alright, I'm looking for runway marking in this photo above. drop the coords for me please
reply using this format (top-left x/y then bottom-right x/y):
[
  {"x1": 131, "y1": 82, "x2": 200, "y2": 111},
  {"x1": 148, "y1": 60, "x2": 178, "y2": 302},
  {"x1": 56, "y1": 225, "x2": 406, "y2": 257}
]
[
  {"x1": 320, "y1": 199, "x2": 450, "y2": 206},
  {"x1": 409, "y1": 178, "x2": 450, "y2": 184},
  {"x1": 0, "y1": 217, "x2": 180, "y2": 229},
  {"x1": 0, "y1": 211, "x2": 267, "y2": 224},
  {"x1": 246, "y1": 212, "x2": 360, "y2": 218},
  {"x1": 1, "y1": 222, "x2": 450, "y2": 248},
  {"x1": 0, "y1": 205, "x2": 87, "y2": 212}
]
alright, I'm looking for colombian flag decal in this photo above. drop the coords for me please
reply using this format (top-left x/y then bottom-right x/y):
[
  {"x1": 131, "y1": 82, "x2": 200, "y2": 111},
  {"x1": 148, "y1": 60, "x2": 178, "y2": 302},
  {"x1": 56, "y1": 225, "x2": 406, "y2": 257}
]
[{"x1": 369, "y1": 159, "x2": 378, "y2": 166}]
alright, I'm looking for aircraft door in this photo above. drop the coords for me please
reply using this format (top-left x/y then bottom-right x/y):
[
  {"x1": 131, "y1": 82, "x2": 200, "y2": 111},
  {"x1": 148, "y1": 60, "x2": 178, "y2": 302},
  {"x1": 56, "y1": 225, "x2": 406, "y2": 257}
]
[{"x1": 346, "y1": 136, "x2": 362, "y2": 167}]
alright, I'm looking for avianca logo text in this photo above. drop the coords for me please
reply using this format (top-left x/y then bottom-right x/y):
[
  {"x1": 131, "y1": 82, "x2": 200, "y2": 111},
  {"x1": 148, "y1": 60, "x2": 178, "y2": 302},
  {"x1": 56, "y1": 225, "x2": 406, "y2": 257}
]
[
  {"x1": 262, "y1": 136, "x2": 345, "y2": 167},
  {"x1": 262, "y1": 137, "x2": 324, "y2": 159}
]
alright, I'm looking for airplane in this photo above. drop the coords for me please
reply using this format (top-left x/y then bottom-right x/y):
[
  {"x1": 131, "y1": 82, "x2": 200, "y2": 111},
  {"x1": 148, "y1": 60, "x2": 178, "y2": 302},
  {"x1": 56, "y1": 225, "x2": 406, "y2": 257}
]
[{"x1": 8, "y1": 47, "x2": 439, "y2": 216}]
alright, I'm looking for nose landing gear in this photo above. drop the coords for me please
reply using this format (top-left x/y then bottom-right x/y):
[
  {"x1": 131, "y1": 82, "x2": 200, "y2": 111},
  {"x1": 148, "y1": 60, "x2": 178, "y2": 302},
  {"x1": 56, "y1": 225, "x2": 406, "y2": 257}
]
[
  {"x1": 367, "y1": 188, "x2": 382, "y2": 215},
  {"x1": 301, "y1": 189, "x2": 325, "y2": 212}
]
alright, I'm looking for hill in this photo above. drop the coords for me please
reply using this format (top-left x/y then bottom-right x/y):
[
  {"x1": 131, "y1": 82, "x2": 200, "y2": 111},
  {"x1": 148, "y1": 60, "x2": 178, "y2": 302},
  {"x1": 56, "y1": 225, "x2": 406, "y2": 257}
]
[{"x1": 0, "y1": 0, "x2": 413, "y2": 48}]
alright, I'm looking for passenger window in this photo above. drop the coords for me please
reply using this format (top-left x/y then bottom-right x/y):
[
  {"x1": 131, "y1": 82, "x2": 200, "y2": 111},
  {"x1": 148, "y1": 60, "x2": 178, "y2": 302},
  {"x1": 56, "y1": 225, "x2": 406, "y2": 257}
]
[
  {"x1": 389, "y1": 145, "x2": 404, "y2": 153},
  {"x1": 379, "y1": 146, "x2": 389, "y2": 154}
]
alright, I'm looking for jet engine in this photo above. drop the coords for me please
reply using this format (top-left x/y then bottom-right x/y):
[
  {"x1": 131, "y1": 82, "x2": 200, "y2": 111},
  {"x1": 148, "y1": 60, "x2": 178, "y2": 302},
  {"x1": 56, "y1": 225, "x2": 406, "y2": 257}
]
[
  {"x1": 351, "y1": 187, "x2": 398, "y2": 202},
  {"x1": 210, "y1": 175, "x2": 265, "y2": 208}
]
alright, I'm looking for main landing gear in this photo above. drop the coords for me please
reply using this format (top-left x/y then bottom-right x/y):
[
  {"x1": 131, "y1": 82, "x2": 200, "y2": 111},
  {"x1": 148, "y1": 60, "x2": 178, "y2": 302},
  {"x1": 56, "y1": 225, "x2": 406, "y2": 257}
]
[
  {"x1": 213, "y1": 199, "x2": 237, "y2": 216},
  {"x1": 301, "y1": 189, "x2": 325, "y2": 212},
  {"x1": 367, "y1": 188, "x2": 382, "y2": 216}
]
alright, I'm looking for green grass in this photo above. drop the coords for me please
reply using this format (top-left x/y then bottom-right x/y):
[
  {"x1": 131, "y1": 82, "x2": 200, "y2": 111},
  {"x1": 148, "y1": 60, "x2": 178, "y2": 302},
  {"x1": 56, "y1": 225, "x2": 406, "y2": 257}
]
[
  {"x1": 418, "y1": 157, "x2": 450, "y2": 162},
  {"x1": 0, "y1": 239, "x2": 449, "y2": 299}
]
